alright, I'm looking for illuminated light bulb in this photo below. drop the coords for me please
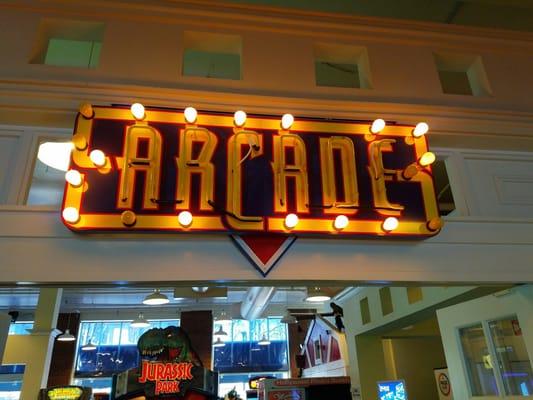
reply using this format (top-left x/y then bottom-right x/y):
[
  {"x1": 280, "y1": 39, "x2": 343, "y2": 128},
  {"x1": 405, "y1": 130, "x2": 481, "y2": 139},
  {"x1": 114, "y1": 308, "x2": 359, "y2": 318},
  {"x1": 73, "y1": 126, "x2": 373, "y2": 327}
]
[
  {"x1": 62, "y1": 207, "x2": 80, "y2": 224},
  {"x1": 382, "y1": 217, "x2": 399, "y2": 232},
  {"x1": 419, "y1": 151, "x2": 436, "y2": 167},
  {"x1": 370, "y1": 119, "x2": 386, "y2": 134},
  {"x1": 184, "y1": 107, "x2": 198, "y2": 124},
  {"x1": 65, "y1": 170, "x2": 82, "y2": 187},
  {"x1": 37, "y1": 142, "x2": 73, "y2": 171},
  {"x1": 178, "y1": 211, "x2": 193, "y2": 227},
  {"x1": 89, "y1": 149, "x2": 106, "y2": 167},
  {"x1": 284, "y1": 213, "x2": 299, "y2": 229},
  {"x1": 234, "y1": 110, "x2": 247, "y2": 127},
  {"x1": 281, "y1": 114, "x2": 294, "y2": 130},
  {"x1": 334, "y1": 215, "x2": 349, "y2": 230},
  {"x1": 130, "y1": 103, "x2": 145, "y2": 120},
  {"x1": 413, "y1": 122, "x2": 429, "y2": 138}
]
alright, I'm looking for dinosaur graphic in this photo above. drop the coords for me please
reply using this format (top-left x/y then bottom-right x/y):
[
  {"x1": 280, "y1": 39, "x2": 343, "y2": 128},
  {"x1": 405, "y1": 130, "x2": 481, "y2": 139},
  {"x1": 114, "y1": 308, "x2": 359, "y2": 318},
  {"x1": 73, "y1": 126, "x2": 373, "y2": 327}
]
[{"x1": 137, "y1": 326, "x2": 203, "y2": 367}]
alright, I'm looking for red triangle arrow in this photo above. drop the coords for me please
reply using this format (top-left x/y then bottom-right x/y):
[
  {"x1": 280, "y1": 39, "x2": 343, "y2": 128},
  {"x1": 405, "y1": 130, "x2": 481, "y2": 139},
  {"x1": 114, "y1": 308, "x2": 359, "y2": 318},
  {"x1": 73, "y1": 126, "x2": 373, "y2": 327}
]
[{"x1": 230, "y1": 234, "x2": 297, "y2": 276}]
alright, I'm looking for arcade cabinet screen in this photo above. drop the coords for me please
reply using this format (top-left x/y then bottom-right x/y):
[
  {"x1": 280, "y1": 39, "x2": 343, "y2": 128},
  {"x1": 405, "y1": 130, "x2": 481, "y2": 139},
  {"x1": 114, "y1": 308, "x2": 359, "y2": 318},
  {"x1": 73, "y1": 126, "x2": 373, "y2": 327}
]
[{"x1": 378, "y1": 380, "x2": 407, "y2": 400}]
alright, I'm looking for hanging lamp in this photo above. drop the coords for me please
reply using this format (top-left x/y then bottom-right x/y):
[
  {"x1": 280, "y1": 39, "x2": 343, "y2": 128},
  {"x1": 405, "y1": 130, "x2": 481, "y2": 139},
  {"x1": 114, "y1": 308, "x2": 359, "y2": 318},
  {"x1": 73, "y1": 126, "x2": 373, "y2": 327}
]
[{"x1": 142, "y1": 289, "x2": 169, "y2": 306}]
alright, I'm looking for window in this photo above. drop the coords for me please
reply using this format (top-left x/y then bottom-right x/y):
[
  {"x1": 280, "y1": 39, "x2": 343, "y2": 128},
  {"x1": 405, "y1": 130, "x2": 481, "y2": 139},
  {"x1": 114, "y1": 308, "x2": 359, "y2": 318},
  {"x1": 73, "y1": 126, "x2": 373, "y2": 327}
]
[
  {"x1": 379, "y1": 287, "x2": 393, "y2": 316},
  {"x1": 459, "y1": 324, "x2": 499, "y2": 396},
  {"x1": 459, "y1": 317, "x2": 533, "y2": 397},
  {"x1": 433, "y1": 159, "x2": 456, "y2": 216},
  {"x1": 75, "y1": 320, "x2": 178, "y2": 378},
  {"x1": 30, "y1": 19, "x2": 104, "y2": 68},
  {"x1": 489, "y1": 317, "x2": 533, "y2": 396},
  {"x1": 0, "y1": 365, "x2": 25, "y2": 400},
  {"x1": 182, "y1": 31, "x2": 242, "y2": 80},
  {"x1": 314, "y1": 42, "x2": 372, "y2": 89},
  {"x1": 8, "y1": 322, "x2": 33, "y2": 335},
  {"x1": 26, "y1": 138, "x2": 71, "y2": 206},
  {"x1": 406, "y1": 287, "x2": 423, "y2": 304},
  {"x1": 213, "y1": 318, "x2": 289, "y2": 373},
  {"x1": 434, "y1": 52, "x2": 491, "y2": 96},
  {"x1": 360, "y1": 297, "x2": 371, "y2": 324}
]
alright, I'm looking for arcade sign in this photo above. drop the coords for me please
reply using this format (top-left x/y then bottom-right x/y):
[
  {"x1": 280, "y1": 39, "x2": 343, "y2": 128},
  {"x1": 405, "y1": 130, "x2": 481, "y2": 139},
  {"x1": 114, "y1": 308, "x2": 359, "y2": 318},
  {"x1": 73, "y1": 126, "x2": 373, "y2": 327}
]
[{"x1": 61, "y1": 104, "x2": 442, "y2": 274}]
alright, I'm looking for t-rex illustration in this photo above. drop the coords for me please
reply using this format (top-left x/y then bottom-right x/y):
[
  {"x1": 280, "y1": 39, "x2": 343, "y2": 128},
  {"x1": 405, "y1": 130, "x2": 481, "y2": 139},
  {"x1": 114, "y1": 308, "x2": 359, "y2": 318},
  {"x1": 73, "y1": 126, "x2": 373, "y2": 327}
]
[{"x1": 137, "y1": 326, "x2": 203, "y2": 367}]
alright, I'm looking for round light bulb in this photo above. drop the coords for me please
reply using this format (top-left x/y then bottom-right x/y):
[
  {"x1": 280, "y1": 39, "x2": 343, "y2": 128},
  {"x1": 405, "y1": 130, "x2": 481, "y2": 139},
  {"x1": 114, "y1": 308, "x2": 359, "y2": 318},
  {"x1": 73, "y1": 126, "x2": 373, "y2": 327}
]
[
  {"x1": 334, "y1": 215, "x2": 349, "y2": 230},
  {"x1": 89, "y1": 149, "x2": 106, "y2": 167},
  {"x1": 234, "y1": 110, "x2": 247, "y2": 127},
  {"x1": 382, "y1": 217, "x2": 399, "y2": 232},
  {"x1": 65, "y1": 170, "x2": 82, "y2": 187},
  {"x1": 184, "y1": 107, "x2": 197, "y2": 124},
  {"x1": 62, "y1": 207, "x2": 80, "y2": 224},
  {"x1": 370, "y1": 119, "x2": 386, "y2": 134},
  {"x1": 413, "y1": 122, "x2": 429, "y2": 138},
  {"x1": 281, "y1": 114, "x2": 294, "y2": 130},
  {"x1": 131, "y1": 103, "x2": 145, "y2": 120},
  {"x1": 284, "y1": 213, "x2": 299, "y2": 229},
  {"x1": 178, "y1": 211, "x2": 193, "y2": 227},
  {"x1": 419, "y1": 151, "x2": 436, "y2": 167}
]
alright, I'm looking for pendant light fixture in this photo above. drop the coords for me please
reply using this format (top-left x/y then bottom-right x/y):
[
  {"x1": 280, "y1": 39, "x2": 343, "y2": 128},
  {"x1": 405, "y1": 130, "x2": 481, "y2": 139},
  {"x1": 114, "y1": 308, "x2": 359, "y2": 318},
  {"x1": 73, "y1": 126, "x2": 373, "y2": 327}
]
[
  {"x1": 258, "y1": 334, "x2": 271, "y2": 346},
  {"x1": 142, "y1": 289, "x2": 170, "y2": 306},
  {"x1": 214, "y1": 324, "x2": 228, "y2": 336},
  {"x1": 281, "y1": 310, "x2": 297, "y2": 324},
  {"x1": 57, "y1": 310, "x2": 76, "y2": 342},
  {"x1": 131, "y1": 313, "x2": 150, "y2": 328},
  {"x1": 81, "y1": 340, "x2": 97, "y2": 351},
  {"x1": 57, "y1": 328, "x2": 76, "y2": 342},
  {"x1": 305, "y1": 287, "x2": 331, "y2": 303},
  {"x1": 213, "y1": 337, "x2": 225, "y2": 348}
]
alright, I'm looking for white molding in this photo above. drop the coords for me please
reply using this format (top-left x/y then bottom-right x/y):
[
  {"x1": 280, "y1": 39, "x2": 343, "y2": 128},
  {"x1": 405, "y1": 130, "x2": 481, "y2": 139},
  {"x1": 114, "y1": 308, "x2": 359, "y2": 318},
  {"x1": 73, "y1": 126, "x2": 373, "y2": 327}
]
[{"x1": 4, "y1": 0, "x2": 533, "y2": 50}]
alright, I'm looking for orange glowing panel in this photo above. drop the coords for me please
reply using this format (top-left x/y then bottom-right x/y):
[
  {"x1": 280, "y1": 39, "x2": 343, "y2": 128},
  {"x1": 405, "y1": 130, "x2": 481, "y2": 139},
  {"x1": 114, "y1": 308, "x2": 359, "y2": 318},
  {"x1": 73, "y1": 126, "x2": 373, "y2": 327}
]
[{"x1": 63, "y1": 106, "x2": 440, "y2": 237}]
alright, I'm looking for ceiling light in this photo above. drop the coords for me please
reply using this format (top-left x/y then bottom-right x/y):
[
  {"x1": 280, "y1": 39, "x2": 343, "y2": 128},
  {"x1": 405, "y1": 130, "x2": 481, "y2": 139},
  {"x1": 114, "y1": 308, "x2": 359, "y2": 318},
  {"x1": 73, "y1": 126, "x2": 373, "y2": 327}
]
[
  {"x1": 234, "y1": 110, "x2": 247, "y2": 127},
  {"x1": 382, "y1": 217, "x2": 399, "y2": 232},
  {"x1": 281, "y1": 310, "x2": 297, "y2": 324},
  {"x1": 370, "y1": 119, "x2": 386, "y2": 134},
  {"x1": 214, "y1": 325, "x2": 228, "y2": 336},
  {"x1": 37, "y1": 142, "x2": 73, "y2": 171},
  {"x1": 131, "y1": 103, "x2": 145, "y2": 120},
  {"x1": 192, "y1": 286, "x2": 208, "y2": 293},
  {"x1": 81, "y1": 340, "x2": 97, "y2": 351},
  {"x1": 142, "y1": 289, "x2": 169, "y2": 306},
  {"x1": 57, "y1": 329, "x2": 76, "y2": 342},
  {"x1": 65, "y1": 169, "x2": 82, "y2": 187},
  {"x1": 412, "y1": 122, "x2": 429, "y2": 138},
  {"x1": 419, "y1": 151, "x2": 436, "y2": 167},
  {"x1": 184, "y1": 107, "x2": 198, "y2": 124},
  {"x1": 281, "y1": 114, "x2": 294, "y2": 130},
  {"x1": 334, "y1": 215, "x2": 349, "y2": 231},
  {"x1": 305, "y1": 287, "x2": 331, "y2": 303},
  {"x1": 89, "y1": 149, "x2": 106, "y2": 167},
  {"x1": 131, "y1": 313, "x2": 150, "y2": 328},
  {"x1": 178, "y1": 211, "x2": 193, "y2": 227},
  {"x1": 213, "y1": 337, "x2": 225, "y2": 347},
  {"x1": 62, "y1": 207, "x2": 80, "y2": 224},
  {"x1": 258, "y1": 334, "x2": 271, "y2": 346},
  {"x1": 284, "y1": 213, "x2": 299, "y2": 229}
]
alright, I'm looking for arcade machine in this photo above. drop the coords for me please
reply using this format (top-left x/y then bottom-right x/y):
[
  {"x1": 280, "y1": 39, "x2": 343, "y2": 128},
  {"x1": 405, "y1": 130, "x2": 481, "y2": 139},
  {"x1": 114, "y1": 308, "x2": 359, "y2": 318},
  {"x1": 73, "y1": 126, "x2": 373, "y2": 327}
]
[{"x1": 111, "y1": 326, "x2": 217, "y2": 400}]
